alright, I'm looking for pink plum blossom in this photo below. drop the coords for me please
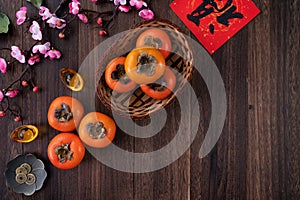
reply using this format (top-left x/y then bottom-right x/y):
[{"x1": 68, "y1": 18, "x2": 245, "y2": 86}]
[
  {"x1": 29, "y1": 21, "x2": 42, "y2": 41},
  {"x1": 5, "y1": 90, "x2": 19, "y2": 98},
  {"x1": 45, "y1": 49, "x2": 61, "y2": 60},
  {"x1": 16, "y1": 7, "x2": 27, "y2": 25},
  {"x1": 0, "y1": 58, "x2": 7, "y2": 74},
  {"x1": 78, "y1": 14, "x2": 88, "y2": 24},
  {"x1": 118, "y1": 5, "x2": 131, "y2": 13},
  {"x1": 138, "y1": 9, "x2": 154, "y2": 20},
  {"x1": 69, "y1": 0, "x2": 81, "y2": 15},
  {"x1": 0, "y1": 111, "x2": 5, "y2": 117},
  {"x1": 28, "y1": 55, "x2": 41, "y2": 65},
  {"x1": 11, "y1": 46, "x2": 25, "y2": 63},
  {"x1": 0, "y1": 90, "x2": 4, "y2": 102},
  {"x1": 91, "y1": 0, "x2": 98, "y2": 2},
  {"x1": 114, "y1": 0, "x2": 126, "y2": 5},
  {"x1": 47, "y1": 16, "x2": 66, "y2": 29},
  {"x1": 39, "y1": 6, "x2": 52, "y2": 21},
  {"x1": 129, "y1": 0, "x2": 147, "y2": 10},
  {"x1": 32, "y1": 42, "x2": 51, "y2": 54}
]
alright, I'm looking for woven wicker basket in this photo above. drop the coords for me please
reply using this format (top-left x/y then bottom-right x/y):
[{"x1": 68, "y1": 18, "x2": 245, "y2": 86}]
[{"x1": 96, "y1": 19, "x2": 194, "y2": 119}]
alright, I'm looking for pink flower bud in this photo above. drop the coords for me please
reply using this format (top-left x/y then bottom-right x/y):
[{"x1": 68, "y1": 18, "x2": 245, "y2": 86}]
[
  {"x1": 0, "y1": 111, "x2": 6, "y2": 117},
  {"x1": 96, "y1": 17, "x2": 103, "y2": 26},
  {"x1": 33, "y1": 86, "x2": 39, "y2": 93},
  {"x1": 58, "y1": 32, "x2": 65, "y2": 39},
  {"x1": 138, "y1": 9, "x2": 154, "y2": 20},
  {"x1": 0, "y1": 58, "x2": 7, "y2": 74},
  {"x1": 28, "y1": 55, "x2": 41, "y2": 65},
  {"x1": 14, "y1": 116, "x2": 22, "y2": 122},
  {"x1": 5, "y1": 90, "x2": 19, "y2": 98},
  {"x1": 99, "y1": 30, "x2": 107, "y2": 36},
  {"x1": 0, "y1": 90, "x2": 4, "y2": 102},
  {"x1": 22, "y1": 80, "x2": 28, "y2": 87},
  {"x1": 78, "y1": 14, "x2": 88, "y2": 24}
]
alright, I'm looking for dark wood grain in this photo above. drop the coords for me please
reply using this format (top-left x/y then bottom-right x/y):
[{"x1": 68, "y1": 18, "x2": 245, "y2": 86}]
[{"x1": 0, "y1": 0, "x2": 299, "y2": 200}]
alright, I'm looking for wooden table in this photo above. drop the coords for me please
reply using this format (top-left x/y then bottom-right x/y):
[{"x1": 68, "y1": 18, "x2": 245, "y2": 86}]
[{"x1": 0, "y1": 0, "x2": 299, "y2": 199}]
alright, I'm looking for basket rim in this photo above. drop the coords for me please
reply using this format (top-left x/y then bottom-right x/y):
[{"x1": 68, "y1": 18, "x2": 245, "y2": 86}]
[{"x1": 95, "y1": 18, "x2": 194, "y2": 120}]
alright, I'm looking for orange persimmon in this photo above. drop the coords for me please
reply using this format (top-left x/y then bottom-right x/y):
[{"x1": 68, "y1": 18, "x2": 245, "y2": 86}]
[
  {"x1": 140, "y1": 67, "x2": 176, "y2": 100},
  {"x1": 136, "y1": 28, "x2": 172, "y2": 58},
  {"x1": 47, "y1": 96, "x2": 84, "y2": 132},
  {"x1": 48, "y1": 133, "x2": 85, "y2": 170},
  {"x1": 124, "y1": 47, "x2": 166, "y2": 84},
  {"x1": 78, "y1": 112, "x2": 116, "y2": 148},
  {"x1": 104, "y1": 56, "x2": 137, "y2": 93}
]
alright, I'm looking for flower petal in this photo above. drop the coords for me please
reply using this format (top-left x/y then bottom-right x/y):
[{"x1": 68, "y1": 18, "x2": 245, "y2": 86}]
[
  {"x1": 139, "y1": 9, "x2": 154, "y2": 20},
  {"x1": 0, "y1": 90, "x2": 4, "y2": 102},
  {"x1": 0, "y1": 58, "x2": 7, "y2": 74}
]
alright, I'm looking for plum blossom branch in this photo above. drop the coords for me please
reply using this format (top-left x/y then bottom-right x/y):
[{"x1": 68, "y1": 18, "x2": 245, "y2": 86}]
[
  {"x1": 0, "y1": 0, "x2": 155, "y2": 121},
  {"x1": 0, "y1": 41, "x2": 61, "y2": 121}
]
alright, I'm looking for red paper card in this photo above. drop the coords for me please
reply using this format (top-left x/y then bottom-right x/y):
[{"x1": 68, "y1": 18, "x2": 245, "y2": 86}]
[{"x1": 170, "y1": 0, "x2": 260, "y2": 54}]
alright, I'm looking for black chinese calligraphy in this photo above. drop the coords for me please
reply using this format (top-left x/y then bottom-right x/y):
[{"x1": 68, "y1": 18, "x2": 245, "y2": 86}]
[{"x1": 187, "y1": 0, "x2": 243, "y2": 34}]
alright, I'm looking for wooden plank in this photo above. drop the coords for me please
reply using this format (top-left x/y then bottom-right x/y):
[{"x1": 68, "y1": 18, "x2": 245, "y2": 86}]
[{"x1": 0, "y1": 0, "x2": 299, "y2": 199}]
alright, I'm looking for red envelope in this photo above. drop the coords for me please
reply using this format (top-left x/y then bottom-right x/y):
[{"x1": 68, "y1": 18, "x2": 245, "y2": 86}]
[{"x1": 170, "y1": 0, "x2": 260, "y2": 54}]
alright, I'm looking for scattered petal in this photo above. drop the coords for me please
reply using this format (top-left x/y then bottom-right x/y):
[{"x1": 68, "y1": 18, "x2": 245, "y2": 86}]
[
  {"x1": 0, "y1": 58, "x2": 7, "y2": 74},
  {"x1": 11, "y1": 46, "x2": 25, "y2": 64},
  {"x1": 139, "y1": 9, "x2": 154, "y2": 20},
  {"x1": 16, "y1": 7, "x2": 27, "y2": 25}
]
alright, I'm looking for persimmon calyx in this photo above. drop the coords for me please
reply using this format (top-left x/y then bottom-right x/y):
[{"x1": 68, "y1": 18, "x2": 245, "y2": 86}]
[
  {"x1": 54, "y1": 103, "x2": 73, "y2": 122},
  {"x1": 111, "y1": 64, "x2": 130, "y2": 84},
  {"x1": 85, "y1": 122, "x2": 106, "y2": 139},
  {"x1": 137, "y1": 52, "x2": 157, "y2": 76},
  {"x1": 54, "y1": 143, "x2": 73, "y2": 163},
  {"x1": 144, "y1": 36, "x2": 162, "y2": 49}
]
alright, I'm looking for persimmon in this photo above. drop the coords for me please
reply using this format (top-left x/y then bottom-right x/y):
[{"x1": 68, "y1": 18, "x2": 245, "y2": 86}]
[
  {"x1": 140, "y1": 67, "x2": 176, "y2": 100},
  {"x1": 47, "y1": 96, "x2": 84, "y2": 132},
  {"x1": 136, "y1": 28, "x2": 172, "y2": 58},
  {"x1": 78, "y1": 112, "x2": 116, "y2": 148},
  {"x1": 48, "y1": 133, "x2": 85, "y2": 170},
  {"x1": 124, "y1": 47, "x2": 165, "y2": 84},
  {"x1": 104, "y1": 56, "x2": 137, "y2": 93}
]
